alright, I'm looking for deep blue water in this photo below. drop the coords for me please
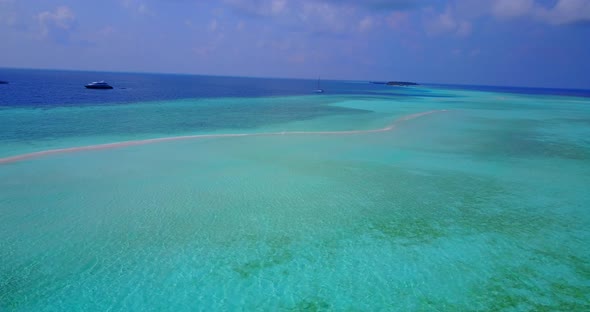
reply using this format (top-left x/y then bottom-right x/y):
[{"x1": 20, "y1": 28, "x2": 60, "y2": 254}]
[
  {"x1": 0, "y1": 68, "x2": 415, "y2": 107},
  {"x1": 2, "y1": 68, "x2": 587, "y2": 108}
]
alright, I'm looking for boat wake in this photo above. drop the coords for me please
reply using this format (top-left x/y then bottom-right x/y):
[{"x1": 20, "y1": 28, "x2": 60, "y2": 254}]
[{"x1": 0, "y1": 110, "x2": 447, "y2": 164}]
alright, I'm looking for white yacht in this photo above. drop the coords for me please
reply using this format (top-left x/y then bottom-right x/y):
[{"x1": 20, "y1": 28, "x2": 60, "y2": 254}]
[
  {"x1": 85, "y1": 81, "x2": 113, "y2": 89},
  {"x1": 314, "y1": 77, "x2": 324, "y2": 93}
]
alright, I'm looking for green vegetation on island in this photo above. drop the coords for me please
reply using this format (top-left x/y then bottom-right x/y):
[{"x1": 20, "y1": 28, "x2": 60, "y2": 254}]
[{"x1": 386, "y1": 81, "x2": 419, "y2": 86}]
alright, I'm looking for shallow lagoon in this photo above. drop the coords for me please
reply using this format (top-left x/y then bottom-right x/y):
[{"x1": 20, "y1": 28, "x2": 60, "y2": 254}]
[{"x1": 1, "y1": 73, "x2": 589, "y2": 310}]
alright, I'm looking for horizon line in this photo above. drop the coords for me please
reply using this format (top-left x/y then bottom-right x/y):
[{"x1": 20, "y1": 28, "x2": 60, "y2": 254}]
[{"x1": 1, "y1": 66, "x2": 589, "y2": 91}]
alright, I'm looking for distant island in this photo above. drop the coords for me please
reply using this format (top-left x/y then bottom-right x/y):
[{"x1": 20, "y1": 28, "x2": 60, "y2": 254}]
[
  {"x1": 370, "y1": 81, "x2": 419, "y2": 86},
  {"x1": 386, "y1": 81, "x2": 419, "y2": 86}
]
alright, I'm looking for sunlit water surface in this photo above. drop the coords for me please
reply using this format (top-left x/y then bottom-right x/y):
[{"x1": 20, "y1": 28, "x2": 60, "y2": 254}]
[{"x1": 1, "y1": 70, "x2": 589, "y2": 310}]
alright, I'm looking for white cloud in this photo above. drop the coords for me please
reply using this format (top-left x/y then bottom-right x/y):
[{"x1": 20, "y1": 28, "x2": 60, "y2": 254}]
[
  {"x1": 456, "y1": 20, "x2": 472, "y2": 36},
  {"x1": 224, "y1": 0, "x2": 422, "y2": 17},
  {"x1": 121, "y1": 0, "x2": 154, "y2": 16},
  {"x1": 424, "y1": 6, "x2": 472, "y2": 37},
  {"x1": 492, "y1": 0, "x2": 534, "y2": 18},
  {"x1": 535, "y1": 0, "x2": 590, "y2": 25},
  {"x1": 0, "y1": 7, "x2": 17, "y2": 27},
  {"x1": 97, "y1": 26, "x2": 116, "y2": 37},
  {"x1": 236, "y1": 21, "x2": 245, "y2": 31},
  {"x1": 37, "y1": 6, "x2": 75, "y2": 41},
  {"x1": 223, "y1": 0, "x2": 288, "y2": 17},
  {"x1": 271, "y1": 0, "x2": 287, "y2": 15},
  {"x1": 223, "y1": 0, "x2": 394, "y2": 35},
  {"x1": 138, "y1": 4, "x2": 150, "y2": 15},
  {"x1": 323, "y1": 0, "x2": 428, "y2": 12},
  {"x1": 490, "y1": 0, "x2": 590, "y2": 25},
  {"x1": 298, "y1": 1, "x2": 357, "y2": 33},
  {"x1": 209, "y1": 19, "x2": 218, "y2": 32},
  {"x1": 287, "y1": 53, "x2": 306, "y2": 64},
  {"x1": 358, "y1": 16, "x2": 375, "y2": 32}
]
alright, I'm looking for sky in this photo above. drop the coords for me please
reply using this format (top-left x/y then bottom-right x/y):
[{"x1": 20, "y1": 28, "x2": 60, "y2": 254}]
[{"x1": 1, "y1": 0, "x2": 589, "y2": 88}]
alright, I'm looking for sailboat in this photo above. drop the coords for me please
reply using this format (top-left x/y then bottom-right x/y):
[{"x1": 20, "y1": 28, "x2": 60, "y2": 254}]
[{"x1": 314, "y1": 77, "x2": 324, "y2": 93}]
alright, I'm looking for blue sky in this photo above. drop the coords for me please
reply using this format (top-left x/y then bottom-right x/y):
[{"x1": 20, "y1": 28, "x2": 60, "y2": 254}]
[{"x1": 1, "y1": 0, "x2": 589, "y2": 88}]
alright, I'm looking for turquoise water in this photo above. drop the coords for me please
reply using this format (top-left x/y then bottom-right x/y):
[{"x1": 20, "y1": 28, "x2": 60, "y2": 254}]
[{"x1": 1, "y1": 81, "x2": 590, "y2": 310}]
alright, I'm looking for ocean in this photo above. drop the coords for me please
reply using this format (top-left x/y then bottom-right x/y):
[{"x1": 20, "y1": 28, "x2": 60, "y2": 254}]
[{"x1": 1, "y1": 68, "x2": 589, "y2": 310}]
